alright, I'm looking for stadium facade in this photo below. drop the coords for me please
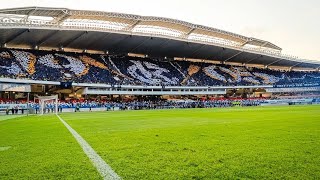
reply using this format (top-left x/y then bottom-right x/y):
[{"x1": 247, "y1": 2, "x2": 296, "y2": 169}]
[{"x1": 0, "y1": 7, "x2": 319, "y2": 109}]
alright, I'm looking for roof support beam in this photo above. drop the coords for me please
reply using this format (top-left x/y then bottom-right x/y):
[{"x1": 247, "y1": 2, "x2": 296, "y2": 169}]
[
  {"x1": 57, "y1": 14, "x2": 70, "y2": 24},
  {"x1": 52, "y1": 10, "x2": 70, "y2": 24},
  {"x1": 290, "y1": 62, "x2": 303, "y2": 69},
  {"x1": 186, "y1": 28, "x2": 196, "y2": 35},
  {"x1": 123, "y1": 20, "x2": 141, "y2": 31},
  {"x1": 129, "y1": 37, "x2": 151, "y2": 53},
  {"x1": 4, "y1": 29, "x2": 29, "y2": 44},
  {"x1": 189, "y1": 44, "x2": 206, "y2": 57},
  {"x1": 245, "y1": 55, "x2": 263, "y2": 64},
  {"x1": 217, "y1": 47, "x2": 226, "y2": 60},
  {"x1": 85, "y1": 32, "x2": 112, "y2": 50},
  {"x1": 224, "y1": 51, "x2": 243, "y2": 62},
  {"x1": 180, "y1": 28, "x2": 196, "y2": 39},
  {"x1": 266, "y1": 58, "x2": 283, "y2": 66},
  {"x1": 25, "y1": 8, "x2": 38, "y2": 20},
  {"x1": 259, "y1": 42, "x2": 269, "y2": 49},
  {"x1": 240, "y1": 40, "x2": 251, "y2": 47},
  {"x1": 37, "y1": 30, "x2": 60, "y2": 46},
  {"x1": 62, "y1": 31, "x2": 88, "y2": 47}
]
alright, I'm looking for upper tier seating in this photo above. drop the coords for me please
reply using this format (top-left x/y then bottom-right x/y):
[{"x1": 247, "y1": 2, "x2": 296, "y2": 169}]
[{"x1": 0, "y1": 49, "x2": 319, "y2": 86}]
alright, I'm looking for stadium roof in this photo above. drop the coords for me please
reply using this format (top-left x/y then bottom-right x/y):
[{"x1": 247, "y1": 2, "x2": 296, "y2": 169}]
[{"x1": 0, "y1": 6, "x2": 319, "y2": 69}]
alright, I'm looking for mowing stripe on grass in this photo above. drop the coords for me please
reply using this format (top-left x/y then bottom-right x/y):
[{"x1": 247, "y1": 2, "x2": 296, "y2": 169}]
[
  {"x1": 0, "y1": 115, "x2": 26, "y2": 122},
  {"x1": 56, "y1": 115, "x2": 121, "y2": 180}
]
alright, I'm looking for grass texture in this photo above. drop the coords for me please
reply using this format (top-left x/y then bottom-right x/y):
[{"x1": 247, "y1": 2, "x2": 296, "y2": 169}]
[
  {"x1": 61, "y1": 105, "x2": 320, "y2": 179},
  {"x1": 0, "y1": 115, "x2": 101, "y2": 179}
]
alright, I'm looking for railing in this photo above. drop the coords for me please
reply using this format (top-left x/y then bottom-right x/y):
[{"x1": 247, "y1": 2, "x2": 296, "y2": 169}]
[
  {"x1": 0, "y1": 77, "x2": 274, "y2": 89},
  {"x1": 84, "y1": 87, "x2": 226, "y2": 95}
]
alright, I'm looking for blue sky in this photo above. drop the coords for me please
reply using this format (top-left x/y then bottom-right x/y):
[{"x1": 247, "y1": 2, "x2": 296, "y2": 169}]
[{"x1": 2, "y1": 0, "x2": 320, "y2": 60}]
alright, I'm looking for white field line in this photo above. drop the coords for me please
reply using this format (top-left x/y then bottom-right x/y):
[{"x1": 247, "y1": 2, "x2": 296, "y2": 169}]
[{"x1": 56, "y1": 115, "x2": 121, "y2": 180}]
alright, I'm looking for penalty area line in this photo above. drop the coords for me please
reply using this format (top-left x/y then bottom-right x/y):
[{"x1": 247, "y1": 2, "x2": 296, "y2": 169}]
[{"x1": 56, "y1": 114, "x2": 121, "y2": 180}]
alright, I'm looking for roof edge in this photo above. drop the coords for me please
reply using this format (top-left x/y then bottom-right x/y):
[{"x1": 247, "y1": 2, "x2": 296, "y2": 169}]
[{"x1": 0, "y1": 6, "x2": 282, "y2": 50}]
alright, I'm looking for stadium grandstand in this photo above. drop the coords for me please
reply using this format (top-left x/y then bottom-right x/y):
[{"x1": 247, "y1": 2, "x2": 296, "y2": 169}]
[{"x1": 0, "y1": 6, "x2": 319, "y2": 114}]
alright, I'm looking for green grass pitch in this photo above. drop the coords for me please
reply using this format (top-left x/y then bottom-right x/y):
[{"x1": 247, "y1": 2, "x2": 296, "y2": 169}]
[{"x1": 1, "y1": 105, "x2": 320, "y2": 179}]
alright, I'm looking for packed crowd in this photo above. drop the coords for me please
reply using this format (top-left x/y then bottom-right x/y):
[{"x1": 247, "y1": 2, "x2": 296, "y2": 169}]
[
  {"x1": 0, "y1": 49, "x2": 320, "y2": 86},
  {"x1": 1, "y1": 98, "x2": 267, "y2": 113},
  {"x1": 32, "y1": 97, "x2": 320, "y2": 112},
  {"x1": 2, "y1": 96, "x2": 320, "y2": 114}
]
